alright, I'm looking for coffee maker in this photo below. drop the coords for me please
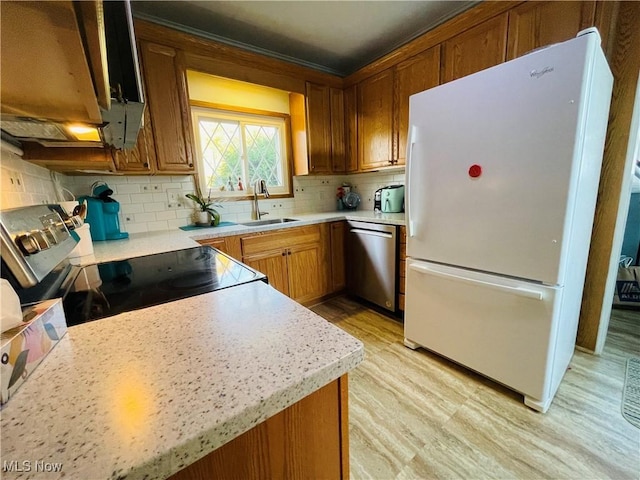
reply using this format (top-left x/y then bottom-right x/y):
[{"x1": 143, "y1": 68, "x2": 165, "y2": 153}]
[{"x1": 79, "y1": 182, "x2": 128, "y2": 241}]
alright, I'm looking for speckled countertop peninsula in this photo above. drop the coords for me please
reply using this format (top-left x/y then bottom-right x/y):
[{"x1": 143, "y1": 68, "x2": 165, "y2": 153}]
[
  {"x1": 0, "y1": 281, "x2": 364, "y2": 480},
  {"x1": 88, "y1": 211, "x2": 405, "y2": 263}
]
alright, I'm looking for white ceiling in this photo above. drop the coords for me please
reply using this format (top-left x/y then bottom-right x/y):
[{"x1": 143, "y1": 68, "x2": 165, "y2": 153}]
[{"x1": 131, "y1": 1, "x2": 478, "y2": 76}]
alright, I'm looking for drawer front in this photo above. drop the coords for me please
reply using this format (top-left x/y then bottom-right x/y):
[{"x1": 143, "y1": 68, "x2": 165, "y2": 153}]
[{"x1": 241, "y1": 225, "x2": 321, "y2": 257}]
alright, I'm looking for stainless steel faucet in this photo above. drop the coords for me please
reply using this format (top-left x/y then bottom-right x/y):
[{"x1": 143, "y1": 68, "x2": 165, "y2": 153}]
[{"x1": 253, "y1": 179, "x2": 270, "y2": 220}]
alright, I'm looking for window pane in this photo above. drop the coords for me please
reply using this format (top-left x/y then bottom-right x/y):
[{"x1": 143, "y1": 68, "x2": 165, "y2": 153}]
[
  {"x1": 198, "y1": 118, "x2": 243, "y2": 191},
  {"x1": 245, "y1": 124, "x2": 282, "y2": 187}
]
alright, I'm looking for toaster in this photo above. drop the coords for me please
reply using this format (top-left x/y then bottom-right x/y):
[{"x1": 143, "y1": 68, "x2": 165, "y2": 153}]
[{"x1": 374, "y1": 185, "x2": 405, "y2": 213}]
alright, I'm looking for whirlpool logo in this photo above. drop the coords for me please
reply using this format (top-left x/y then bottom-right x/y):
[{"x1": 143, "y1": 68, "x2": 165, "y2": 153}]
[{"x1": 530, "y1": 66, "x2": 554, "y2": 78}]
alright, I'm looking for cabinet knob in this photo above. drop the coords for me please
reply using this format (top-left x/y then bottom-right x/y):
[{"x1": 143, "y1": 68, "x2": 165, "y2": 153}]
[
  {"x1": 282, "y1": 251, "x2": 286, "y2": 256},
  {"x1": 188, "y1": 163, "x2": 194, "y2": 168},
  {"x1": 143, "y1": 162, "x2": 149, "y2": 169},
  {"x1": 287, "y1": 250, "x2": 292, "y2": 256}
]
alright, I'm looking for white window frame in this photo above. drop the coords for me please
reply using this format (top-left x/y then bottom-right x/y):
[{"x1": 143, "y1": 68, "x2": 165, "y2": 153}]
[{"x1": 191, "y1": 106, "x2": 292, "y2": 198}]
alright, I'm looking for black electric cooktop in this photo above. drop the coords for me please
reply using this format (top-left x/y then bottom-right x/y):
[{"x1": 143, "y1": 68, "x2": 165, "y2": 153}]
[{"x1": 62, "y1": 246, "x2": 266, "y2": 326}]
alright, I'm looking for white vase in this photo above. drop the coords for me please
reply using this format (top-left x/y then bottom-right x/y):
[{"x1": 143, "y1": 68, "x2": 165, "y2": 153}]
[{"x1": 195, "y1": 211, "x2": 209, "y2": 225}]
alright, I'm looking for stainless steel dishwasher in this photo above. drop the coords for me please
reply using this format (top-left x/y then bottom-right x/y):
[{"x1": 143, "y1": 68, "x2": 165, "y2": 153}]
[{"x1": 346, "y1": 220, "x2": 397, "y2": 311}]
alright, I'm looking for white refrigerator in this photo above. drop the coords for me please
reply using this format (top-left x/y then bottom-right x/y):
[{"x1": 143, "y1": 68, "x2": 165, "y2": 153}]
[{"x1": 404, "y1": 28, "x2": 613, "y2": 413}]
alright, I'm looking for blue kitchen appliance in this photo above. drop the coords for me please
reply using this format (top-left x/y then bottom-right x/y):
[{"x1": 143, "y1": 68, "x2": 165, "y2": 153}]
[{"x1": 79, "y1": 182, "x2": 128, "y2": 241}]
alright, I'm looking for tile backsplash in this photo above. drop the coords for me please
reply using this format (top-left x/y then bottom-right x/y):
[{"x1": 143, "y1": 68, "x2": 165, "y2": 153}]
[
  {"x1": 1, "y1": 148, "x2": 405, "y2": 233},
  {"x1": 0, "y1": 150, "x2": 60, "y2": 210}
]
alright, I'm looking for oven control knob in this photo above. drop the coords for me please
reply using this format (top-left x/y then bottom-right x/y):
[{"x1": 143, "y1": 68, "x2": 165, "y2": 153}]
[
  {"x1": 15, "y1": 233, "x2": 41, "y2": 255},
  {"x1": 30, "y1": 230, "x2": 52, "y2": 250}
]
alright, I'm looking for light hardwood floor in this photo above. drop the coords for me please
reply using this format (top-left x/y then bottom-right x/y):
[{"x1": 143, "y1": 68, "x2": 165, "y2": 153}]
[{"x1": 311, "y1": 298, "x2": 640, "y2": 480}]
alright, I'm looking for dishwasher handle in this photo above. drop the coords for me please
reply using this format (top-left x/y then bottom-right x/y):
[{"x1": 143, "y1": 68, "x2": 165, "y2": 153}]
[{"x1": 349, "y1": 228, "x2": 393, "y2": 239}]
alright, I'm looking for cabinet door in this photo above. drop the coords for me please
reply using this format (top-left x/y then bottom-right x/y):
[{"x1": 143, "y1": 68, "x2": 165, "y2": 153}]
[
  {"x1": 344, "y1": 85, "x2": 358, "y2": 172},
  {"x1": 139, "y1": 41, "x2": 195, "y2": 173},
  {"x1": 305, "y1": 82, "x2": 332, "y2": 174},
  {"x1": 394, "y1": 47, "x2": 440, "y2": 165},
  {"x1": 287, "y1": 243, "x2": 323, "y2": 303},
  {"x1": 330, "y1": 88, "x2": 346, "y2": 173},
  {"x1": 358, "y1": 68, "x2": 394, "y2": 170},
  {"x1": 243, "y1": 250, "x2": 289, "y2": 297},
  {"x1": 330, "y1": 221, "x2": 346, "y2": 292},
  {"x1": 115, "y1": 103, "x2": 156, "y2": 173},
  {"x1": 441, "y1": 13, "x2": 509, "y2": 84},
  {"x1": 506, "y1": 1, "x2": 596, "y2": 60},
  {"x1": 197, "y1": 237, "x2": 228, "y2": 254}
]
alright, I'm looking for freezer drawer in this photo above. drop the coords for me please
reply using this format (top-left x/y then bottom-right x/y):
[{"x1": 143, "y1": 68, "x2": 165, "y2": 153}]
[{"x1": 404, "y1": 259, "x2": 563, "y2": 405}]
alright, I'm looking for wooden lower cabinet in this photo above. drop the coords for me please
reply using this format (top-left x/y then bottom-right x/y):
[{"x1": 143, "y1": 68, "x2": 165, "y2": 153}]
[
  {"x1": 287, "y1": 242, "x2": 324, "y2": 302},
  {"x1": 243, "y1": 249, "x2": 290, "y2": 297},
  {"x1": 170, "y1": 375, "x2": 350, "y2": 480},
  {"x1": 330, "y1": 221, "x2": 346, "y2": 292},
  {"x1": 196, "y1": 235, "x2": 242, "y2": 260},
  {"x1": 241, "y1": 225, "x2": 328, "y2": 305}
]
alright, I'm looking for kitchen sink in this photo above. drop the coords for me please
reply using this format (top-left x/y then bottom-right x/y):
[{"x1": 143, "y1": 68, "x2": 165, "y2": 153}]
[{"x1": 239, "y1": 218, "x2": 300, "y2": 227}]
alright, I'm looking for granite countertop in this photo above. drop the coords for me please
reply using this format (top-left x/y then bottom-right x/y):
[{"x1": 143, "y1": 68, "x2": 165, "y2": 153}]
[
  {"x1": 0, "y1": 281, "x2": 364, "y2": 480},
  {"x1": 88, "y1": 211, "x2": 405, "y2": 264}
]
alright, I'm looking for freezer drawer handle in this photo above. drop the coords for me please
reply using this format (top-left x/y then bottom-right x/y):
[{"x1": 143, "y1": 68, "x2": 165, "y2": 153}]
[
  {"x1": 349, "y1": 228, "x2": 393, "y2": 239},
  {"x1": 409, "y1": 264, "x2": 544, "y2": 300}
]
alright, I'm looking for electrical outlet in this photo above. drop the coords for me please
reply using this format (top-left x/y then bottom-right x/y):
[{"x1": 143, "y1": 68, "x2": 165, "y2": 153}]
[
  {"x1": 4, "y1": 170, "x2": 24, "y2": 193},
  {"x1": 167, "y1": 189, "x2": 182, "y2": 202}
]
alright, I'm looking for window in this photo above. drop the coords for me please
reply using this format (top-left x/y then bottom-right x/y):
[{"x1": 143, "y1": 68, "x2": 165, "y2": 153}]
[{"x1": 191, "y1": 107, "x2": 291, "y2": 196}]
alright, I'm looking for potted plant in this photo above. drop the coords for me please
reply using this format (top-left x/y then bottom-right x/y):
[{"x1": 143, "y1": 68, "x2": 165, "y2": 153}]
[{"x1": 185, "y1": 191, "x2": 222, "y2": 226}]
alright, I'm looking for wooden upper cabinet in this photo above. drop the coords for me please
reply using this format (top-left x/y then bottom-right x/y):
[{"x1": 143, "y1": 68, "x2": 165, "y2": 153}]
[
  {"x1": 330, "y1": 88, "x2": 346, "y2": 173},
  {"x1": 441, "y1": 13, "x2": 509, "y2": 84},
  {"x1": 394, "y1": 46, "x2": 441, "y2": 165},
  {"x1": 506, "y1": 1, "x2": 596, "y2": 60},
  {"x1": 139, "y1": 41, "x2": 195, "y2": 173},
  {"x1": 358, "y1": 68, "x2": 394, "y2": 170},
  {"x1": 305, "y1": 82, "x2": 332, "y2": 174},
  {"x1": 344, "y1": 85, "x2": 358, "y2": 172}
]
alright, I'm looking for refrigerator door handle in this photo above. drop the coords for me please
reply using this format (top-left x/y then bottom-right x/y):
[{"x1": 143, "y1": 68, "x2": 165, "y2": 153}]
[
  {"x1": 409, "y1": 263, "x2": 544, "y2": 300},
  {"x1": 406, "y1": 125, "x2": 417, "y2": 238}
]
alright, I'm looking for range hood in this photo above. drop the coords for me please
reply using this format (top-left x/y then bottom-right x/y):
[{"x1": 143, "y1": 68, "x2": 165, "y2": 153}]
[{"x1": 0, "y1": 0, "x2": 144, "y2": 150}]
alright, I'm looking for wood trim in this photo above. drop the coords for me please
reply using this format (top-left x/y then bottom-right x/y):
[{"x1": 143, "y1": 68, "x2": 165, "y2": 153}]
[
  {"x1": 185, "y1": 52, "x2": 308, "y2": 94},
  {"x1": 344, "y1": 1, "x2": 523, "y2": 86},
  {"x1": 240, "y1": 225, "x2": 321, "y2": 256},
  {"x1": 338, "y1": 375, "x2": 349, "y2": 479},
  {"x1": 578, "y1": 1, "x2": 640, "y2": 351},
  {"x1": 21, "y1": 144, "x2": 116, "y2": 172},
  {"x1": 134, "y1": 19, "x2": 343, "y2": 89},
  {"x1": 190, "y1": 100, "x2": 290, "y2": 118},
  {"x1": 594, "y1": 0, "x2": 621, "y2": 59}
]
